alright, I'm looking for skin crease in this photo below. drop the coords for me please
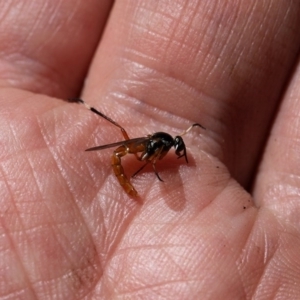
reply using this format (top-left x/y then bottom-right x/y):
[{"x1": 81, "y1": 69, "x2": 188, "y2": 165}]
[{"x1": 1, "y1": 0, "x2": 300, "y2": 299}]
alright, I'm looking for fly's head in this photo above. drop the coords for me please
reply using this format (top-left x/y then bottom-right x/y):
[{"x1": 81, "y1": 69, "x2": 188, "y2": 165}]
[{"x1": 174, "y1": 136, "x2": 188, "y2": 163}]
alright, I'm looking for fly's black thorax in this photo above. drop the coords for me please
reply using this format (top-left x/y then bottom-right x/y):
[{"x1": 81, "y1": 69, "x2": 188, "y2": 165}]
[{"x1": 142, "y1": 132, "x2": 174, "y2": 161}]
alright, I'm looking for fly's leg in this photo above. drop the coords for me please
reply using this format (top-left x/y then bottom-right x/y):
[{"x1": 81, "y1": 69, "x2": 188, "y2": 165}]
[
  {"x1": 111, "y1": 145, "x2": 138, "y2": 197},
  {"x1": 70, "y1": 98, "x2": 141, "y2": 161},
  {"x1": 69, "y1": 98, "x2": 131, "y2": 140},
  {"x1": 131, "y1": 162, "x2": 149, "y2": 178},
  {"x1": 151, "y1": 161, "x2": 164, "y2": 181},
  {"x1": 132, "y1": 146, "x2": 165, "y2": 181}
]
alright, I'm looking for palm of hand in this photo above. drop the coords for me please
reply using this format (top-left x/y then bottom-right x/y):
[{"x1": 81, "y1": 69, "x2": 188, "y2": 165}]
[{"x1": 1, "y1": 1, "x2": 300, "y2": 299}]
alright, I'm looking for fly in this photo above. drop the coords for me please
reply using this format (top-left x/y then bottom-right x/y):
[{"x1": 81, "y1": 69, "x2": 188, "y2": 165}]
[{"x1": 69, "y1": 98, "x2": 205, "y2": 196}]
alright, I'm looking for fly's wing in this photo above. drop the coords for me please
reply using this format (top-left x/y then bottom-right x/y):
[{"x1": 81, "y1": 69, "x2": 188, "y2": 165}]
[{"x1": 85, "y1": 137, "x2": 149, "y2": 152}]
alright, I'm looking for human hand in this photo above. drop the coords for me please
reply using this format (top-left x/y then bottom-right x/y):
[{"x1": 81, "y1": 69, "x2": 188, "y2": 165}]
[{"x1": 1, "y1": 0, "x2": 300, "y2": 298}]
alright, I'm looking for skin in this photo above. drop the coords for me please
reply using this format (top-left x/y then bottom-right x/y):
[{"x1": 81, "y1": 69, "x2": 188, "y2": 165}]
[{"x1": 1, "y1": 0, "x2": 300, "y2": 299}]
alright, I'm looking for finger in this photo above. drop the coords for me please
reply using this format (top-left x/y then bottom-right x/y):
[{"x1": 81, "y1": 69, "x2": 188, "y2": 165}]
[
  {"x1": 81, "y1": 0, "x2": 300, "y2": 186},
  {"x1": 253, "y1": 59, "x2": 300, "y2": 226},
  {"x1": 0, "y1": 0, "x2": 113, "y2": 97}
]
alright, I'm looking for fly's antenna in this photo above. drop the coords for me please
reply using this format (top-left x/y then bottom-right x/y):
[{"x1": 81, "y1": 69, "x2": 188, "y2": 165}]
[
  {"x1": 179, "y1": 123, "x2": 206, "y2": 137},
  {"x1": 69, "y1": 98, "x2": 130, "y2": 140}
]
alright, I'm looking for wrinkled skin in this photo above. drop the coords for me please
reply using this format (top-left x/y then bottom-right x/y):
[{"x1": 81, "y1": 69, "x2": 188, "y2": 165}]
[{"x1": 1, "y1": 1, "x2": 300, "y2": 299}]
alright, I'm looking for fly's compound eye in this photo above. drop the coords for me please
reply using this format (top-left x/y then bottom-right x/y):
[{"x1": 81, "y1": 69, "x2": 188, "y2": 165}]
[{"x1": 174, "y1": 136, "x2": 188, "y2": 163}]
